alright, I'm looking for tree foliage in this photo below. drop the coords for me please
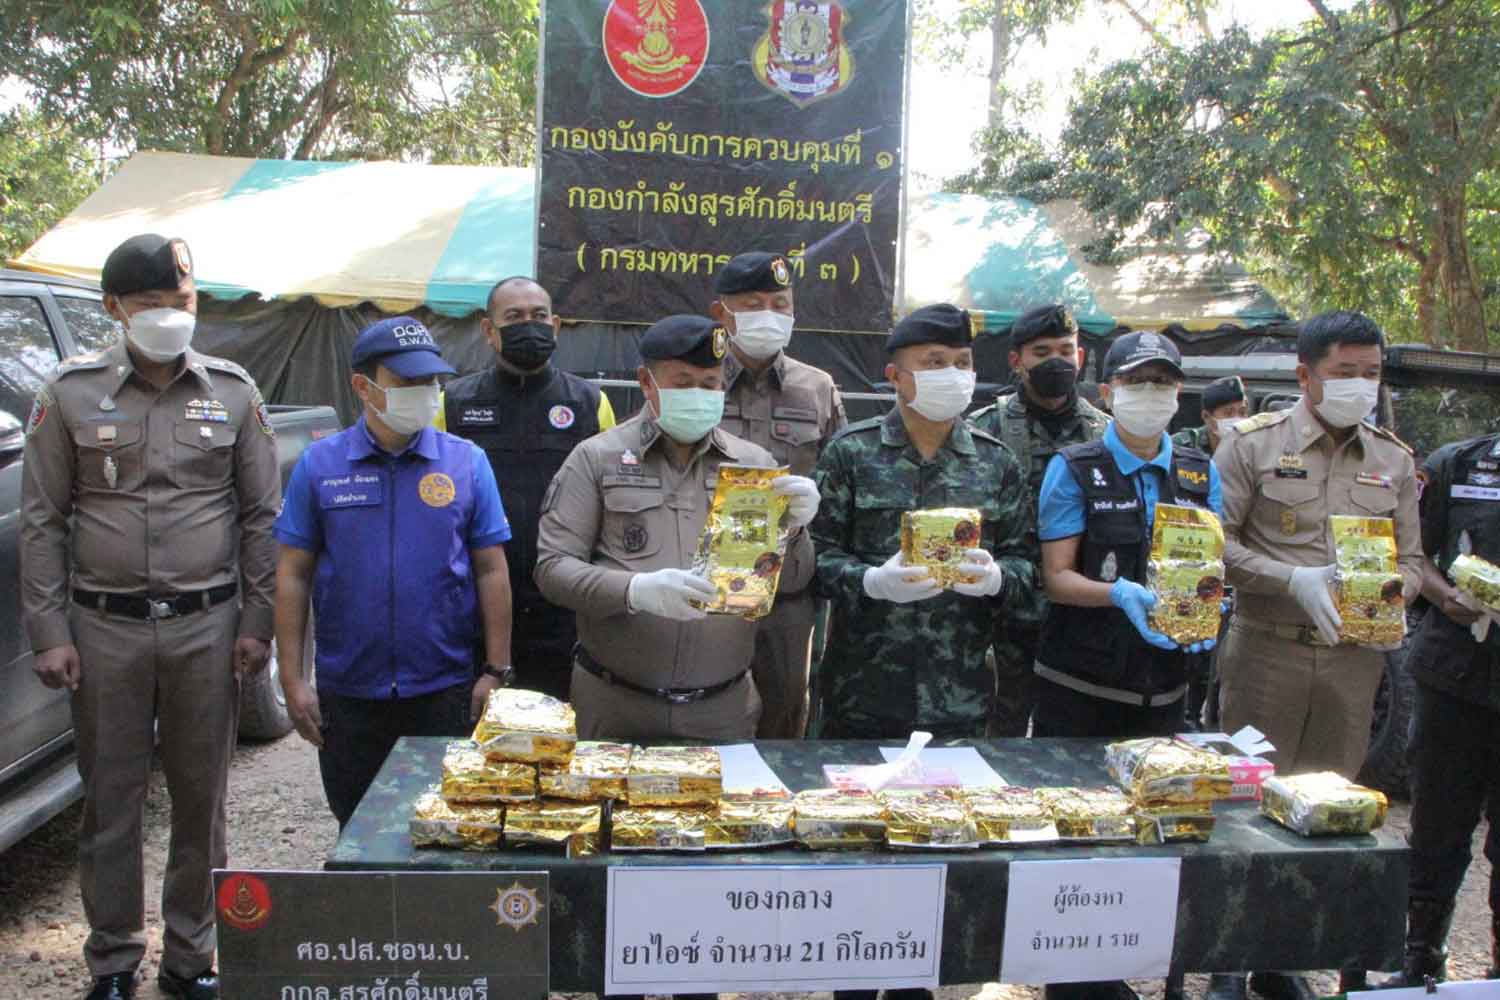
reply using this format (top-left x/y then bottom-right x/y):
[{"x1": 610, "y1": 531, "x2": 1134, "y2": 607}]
[{"x1": 0, "y1": 108, "x2": 101, "y2": 260}]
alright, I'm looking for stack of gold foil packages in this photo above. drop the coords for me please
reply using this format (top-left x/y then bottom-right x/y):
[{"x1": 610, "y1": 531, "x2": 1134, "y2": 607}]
[
  {"x1": 1451, "y1": 554, "x2": 1500, "y2": 613},
  {"x1": 1260, "y1": 772, "x2": 1388, "y2": 837},
  {"x1": 1146, "y1": 504, "x2": 1226, "y2": 645},
  {"x1": 703, "y1": 799, "x2": 796, "y2": 850},
  {"x1": 961, "y1": 787, "x2": 1059, "y2": 846},
  {"x1": 792, "y1": 789, "x2": 888, "y2": 849},
  {"x1": 538, "y1": 741, "x2": 632, "y2": 801},
  {"x1": 1105, "y1": 737, "x2": 1230, "y2": 844},
  {"x1": 1034, "y1": 787, "x2": 1137, "y2": 843},
  {"x1": 611, "y1": 807, "x2": 710, "y2": 851},
  {"x1": 505, "y1": 800, "x2": 603, "y2": 856},
  {"x1": 627, "y1": 747, "x2": 723, "y2": 805},
  {"x1": 691, "y1": 464, "x2": 791, "y2": 620},
  {"x1": 440, "y1": 740, "x2": 537, "y2": 804},
  {"x1": 901, "y1": 508, "x2": 984, "y2": 590},
  {"x1": 878, "y1": 789, "x2": 979, "y2": 849},
  {"x1": 1330, "y1": 515, "x2": 1405, "y2": 646},
  {"x1": 470, "y1": 688, "x2": 577, "y2": 765},
  {"x1": 410, "y1": 787, "x2": 504, "y2": 850}
]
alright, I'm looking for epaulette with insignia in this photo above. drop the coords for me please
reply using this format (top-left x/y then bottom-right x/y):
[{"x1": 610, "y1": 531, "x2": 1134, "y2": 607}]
[
  {"x1": 1232, "y1": 410, "x2": 1289, "y2": 435},
  {"x1": 200, "y1": 356, "x2": 255, "y2": 383},
  {"x1": 1368, "y1": 423, "x2": 1414, "y2": 455},
  {"x1": 830, "y1": 416, "x2": 884, "y2": 442},
  {"x1": 51, "y1": 351, "x2": 110, "y2": 380}
]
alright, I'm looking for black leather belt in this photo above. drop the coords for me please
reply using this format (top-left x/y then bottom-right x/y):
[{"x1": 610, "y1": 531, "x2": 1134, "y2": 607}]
[
  {"x1": 574, "y1": 644, "x2": 745, "y2": 704},
  {"x1": 73, "y1": 583, "x2": 238, "y2": 621}
]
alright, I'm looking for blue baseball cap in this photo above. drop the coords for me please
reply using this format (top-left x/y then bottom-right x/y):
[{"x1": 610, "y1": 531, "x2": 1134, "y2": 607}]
[{"x1": 351, "y1": 317, "x2": 456, "y2": 378}]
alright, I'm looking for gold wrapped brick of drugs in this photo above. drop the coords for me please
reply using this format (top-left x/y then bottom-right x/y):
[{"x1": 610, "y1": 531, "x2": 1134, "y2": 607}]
[
  {"x1": 1331, "y1": 516, "x2": 1405, "y2": 647},
  {"x1": 440, "y1": 741, "x2": 537, "y2": 803},
  {"x1": 502, "y1": 799, "x2": 603, "y2": 849},
  {"x1": 692, "y1": 464, "x2": 791, "y2": 620},
  {"x1": 1035, "y1": 787, "x2": 1137, "y2": 842},
  {"x1": 1133, "y1": 802, "x2": 1216, "y2": 844},
  {"x1": 961, "y1": 787, "x2": 1058, "y2": 845},
  {"x1": 1146, "y1": 503, "x2": 1226, "y2": 645},
  {"x1": 792, "y1": 789, "x2": 887, "y2": 849},
  {"x1": 470, "y1": 688, "x2": 577, "y2": 765},
  {"x1": 1452, "y1": 553, "x2": 1500, "y2": 613},
  {"x1": 538, "y1": 741, "x2": 632, "y2": 801},
  {"x1": 901, "y1": 508, "x2": 984, "y2": 590},
  {"x1": 611, "y1": 806, "x2": 709, "y2": 851},
  {"x1": 702, "y1": 799, "x2": 796, "y2": 849},
  {"x1": 1260, "y1": 772, "x2": 1389, "y2": 837},
  {"x1": 627, "y1": 746, "x2": 723, "y2": 806},
  {"x1": 1105, "y1": 737, "x2": 1234, "y2": 806},
  {"x1": 409, "y1": 787, "x2": 503, "y2": 850},
  {"x1": 878, "y1": 789, "x2": 978, "y2": 849}
]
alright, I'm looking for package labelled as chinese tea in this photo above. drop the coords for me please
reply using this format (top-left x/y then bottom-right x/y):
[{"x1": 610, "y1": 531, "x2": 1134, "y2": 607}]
[
  {"x1": 691, "y1": 464, "x2": 791, "y2": 620},
  {"x1": 440, "y1": 740, "x2": 537, "y2": 803},
  {"x1": 1146, "y1": 504, "x2": 1225, "y2": 645},
  {"x1": 703, "y1": 800, "x2": 796, "y2": 850},
  {"x1": 471, "y1": 688, "x2": 577, "y2": 765},
  {"x1": 538, "y1": 741, "x2": 632, "y2": 801},
  {"x1": 1133, "y1": 802, "x2": 1216, "y2": 844},
  {"x1": 1105, "y1": 737, "x2": 1233, "y2": 806},
  {"x1": 626, "y1": 746, "x2": 723, "y2": 806},
  {"x1": 409, "y1": 787, "x2": 503, "y2": 850},
  {"x1": 878, "y1": 789, "x2": 978, "y2": 849},
  {"x1": 1260, "y1": 772, "x2": 1388, "y2": 837},
  {"x1": 610, "y1": 806, "x2": 709, "y2": 852},
  {"x1": 1451, "y1": 553, "x2": 1500, "y2": 613},
  {"x1": 1330, "y1": 515, "x2": 1405, "y2": 646},
  {"x1": 792, "y1": 789, "x2": 887, "y2": 849},
  {"x1": 1035, "y1": 787, "x2": 1137, "y2": 843},
  {"x1": 961, "y1": 787, "x2": 1059, "y2": 845},
  {"x1": 900, "y1": 508, "x2": 984, "y2": 590},
  {"x1": 503, "y1": 799, "x2": 603, "y2": 852}
]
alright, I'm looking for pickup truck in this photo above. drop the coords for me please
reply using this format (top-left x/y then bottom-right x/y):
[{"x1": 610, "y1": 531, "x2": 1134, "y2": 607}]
[{"x1": 0, "y1": 268, "x2": 340, "y2": 853}]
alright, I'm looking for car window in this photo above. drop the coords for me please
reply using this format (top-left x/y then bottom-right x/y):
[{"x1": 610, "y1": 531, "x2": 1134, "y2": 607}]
[
  {"x1": 1390, "y1": 385, "x2": 1500, "y2": 462},
  {"x1": 0, "y1": 295, "x2": 62, "y2": 424},
  {"x1": 54, "y1": 294, "x2": 122, "y2": 356}
]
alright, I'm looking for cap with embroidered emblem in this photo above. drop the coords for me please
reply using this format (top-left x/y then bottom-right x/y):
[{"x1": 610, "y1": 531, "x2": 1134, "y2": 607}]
[
  {"x1": 1201, "y1": 375, "x2": 1246, "y2": 411},
  {"x1": 1102, "y1": 330, "x2": 1183, "y2": 380},
  {"x1": 351, "y1": 316, "x2": 457, "y2": 378},
  {"x1": 638, "y1": 315, "x2": 727, "y2": 368},
  {"x1": 886, "y1": 303, "x2": 974, "y2": 352},
  {"x1": 101, "y1": 234, "x2": 193, "y2": 296},
  {"x1": 714, "y1": 252, "x2": 794, "y2": 294}
]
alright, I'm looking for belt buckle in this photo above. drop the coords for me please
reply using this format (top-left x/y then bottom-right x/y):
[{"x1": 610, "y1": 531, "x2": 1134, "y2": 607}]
[
  {"x1": 148, "y1": 599, "x2": 177, "y2": 620},
  {"x1": 665, "y1": 689, "x2": 699, "y2": 705}
]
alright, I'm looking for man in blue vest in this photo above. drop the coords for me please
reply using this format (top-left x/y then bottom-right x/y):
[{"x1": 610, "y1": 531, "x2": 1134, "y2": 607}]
[{"x1": 273, "y1": 317, "x2": 515, "y2": 828}]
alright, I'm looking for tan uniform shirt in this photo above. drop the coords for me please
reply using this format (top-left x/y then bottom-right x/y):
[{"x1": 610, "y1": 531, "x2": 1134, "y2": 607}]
[
  {"x1": 535, "y1": 411, "x2": 815, "y2": 689},
  {"x1": 20, "y1": 341, "x2": 281, "y2": 650},
  {"x1": 720, "y1": 351, "x2": 846, "y2": 478},
  {"x1": 1217, "y1": 400, "x2": 1421, "y2": 626}
]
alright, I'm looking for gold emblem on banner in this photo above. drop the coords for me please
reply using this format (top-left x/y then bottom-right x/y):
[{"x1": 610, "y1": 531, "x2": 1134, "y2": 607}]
[{"x1": 490, "y1": 882, "x2": 542, "y2": 931}]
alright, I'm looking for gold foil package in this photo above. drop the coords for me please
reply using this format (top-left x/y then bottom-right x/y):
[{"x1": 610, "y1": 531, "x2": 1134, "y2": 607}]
[
  {"x1": 627, "y1": 746, "x2": 723, "y2": 806},
  {"x1": 1330, "y1": 516, "x2": 1405, "y2": 646},
  {"x1": 1105, "y1": 738, "x2": 1234, "y2": 806},
  {"x1": 611, "y1": 806, "x2": 709, "y2": 852},
  {"x1": 962, "y1": 787, "x2": 1059, "y2": 845},
  {"x1": 703, "y1": 800, "x2": 796, "y2": 849},
  {"x1": 1133, "y1": 803, "x2": 1216, "y2": 844},
  {"x1": 538, "y1": 741, "x2": 632, "y2": 801},
  {"x1": 471, "y1": 688, "x2": 577, "y2": 765},
  {"x1": 409, "y1": 787, "x2": 503, "y2": 850},
  {"x1": 503, "y1": 800, "x2": 603, "y2": 855},
  {"x1": 1146, "y1": 503, "x2": 1226, "y2": 645},
  {"x1": 901, "y1": 508, "x2": 984, "y2": 590},
  {"x1": 691, "y1": 463, "x2": 791, "y2": 620},
  {"x1": 1451, "y1": 554, "x2": 1500, "y2": 613},
  {"x1": 1035, "y1": 787, "x2": 1137, "y2": 842},
  {"x1": 440, "y1": 741, "x2": 537, "y2": 803},
  {"x1": 878, "y1": 789, "x2": 978, "y2": 849},
  {"x1": 792, "y1": 789, "x2": 888, "y2": 849},
  {"x1": 1260, "y1": 772, "x2": 1389, "y2": 837}
]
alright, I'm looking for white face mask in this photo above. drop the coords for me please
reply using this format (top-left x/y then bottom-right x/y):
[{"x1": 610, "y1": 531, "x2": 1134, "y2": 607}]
[
  {"x1": 906, "y1": 367, "x2": 976, "y2": 422},
  {"x1": 368, "y1": 381, "x2": 441, "y2": 436},
  {"x1": 1312, "y1": 376, "x2": 1379, "y2": 428},
  {"x1": 125, "y1": 307, "x2": 195, "y2": 362},
  {"x1": 1110, "y1": 383, "x2": 1180, "y2": 439},
  {"x1": 729, "y1": 309, "x2": 794, "y2": 360}
]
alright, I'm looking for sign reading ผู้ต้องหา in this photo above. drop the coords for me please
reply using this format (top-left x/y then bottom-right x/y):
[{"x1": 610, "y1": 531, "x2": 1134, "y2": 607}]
[{"x1": 538, "y1": 0, "x2": 909, "y2": 334}]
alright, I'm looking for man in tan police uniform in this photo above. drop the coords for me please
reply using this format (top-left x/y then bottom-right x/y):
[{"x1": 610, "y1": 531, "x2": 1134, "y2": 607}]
[
  {"x1": 710, "y1": 251, "x2": 845, "y2": 738},
  {"x1": 535, "y1": 314, "x2": 818, "y2": 745},
  {"x1": 20, "y1": 234, "x2": 279, "y2": 1000}
]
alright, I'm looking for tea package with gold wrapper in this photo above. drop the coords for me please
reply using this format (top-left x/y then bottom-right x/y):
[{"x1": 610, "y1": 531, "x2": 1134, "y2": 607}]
[
  {"x1": 1330, "y1": 515, "x2": 1405, "y2": 646},
  {"x1": 792, "y1": 789, "x2": 888, "y2": 849},
  {"x1": 900, "y1": 508, "x2": 984, "y2": 590},
  {"x1": 1105, "y1": 737, "x2": 1234, "y2": 806},
  {"x1": 409, "y1": 787, "x2": 503, "y2": 850},
  {"x1": 691, "y1": 463, "x2": 791, "y2": 620},
  {"x1": 1035, "y1": 787, "x2": 1137, "y2": 842},
  {"x1": 702, "y1": 800, "x2": 796, "y2": 849},
  {"x1": 538, "y1": 741, "x2": 632, "y2": 801},
  {"x1": 440, "y1": 740, "x2": 537, "y2": 804},
  {"x1": 961, "y1": 787, "x2": 1059, "y2": 845},
  {"x1": 626, "y1": 746, "x2": 723, "y2": 806},
  {"x1": 878, "y1": 789, "x2": 979, "y2": 849},
  {"x1": 1133, "y1": 802, "x2": 1216, "y2": 845},
  {"x1": 1451, "y1": 554, "x2": 1500, "y2": 613},
  {"x1": 611, "y1": 806, "x2": 709, "y2": 852},
  {"x1": 503, "y1": 799, "x2": 603, "y2": 856},
  {"x1": 1260, "y1": 772, "x2": 1389, "y2": 837},
  {"x1": 471, "y1": 688, "x2": 577, "y2": 765},
  {"x1": 1146, "y1": 504, "x2": 1226, "y2": 645}
]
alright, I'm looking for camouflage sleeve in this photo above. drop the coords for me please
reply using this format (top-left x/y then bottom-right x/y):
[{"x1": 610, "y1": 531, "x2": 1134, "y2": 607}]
[
  {"x1": 809, "y1": 435, "x2": 867, "y2": 601},
  {"x1": 990, "y1": 446, "x2": 1037, "y2": 610}
]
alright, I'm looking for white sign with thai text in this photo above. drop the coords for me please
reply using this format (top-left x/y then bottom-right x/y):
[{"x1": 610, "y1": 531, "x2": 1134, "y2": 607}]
[
  {"x1": 1000, "y1": 858, "x2": 1182, "y2": 984},
  {"x1": 605, "y1": 864, "x2": 946, "y2": 994}
]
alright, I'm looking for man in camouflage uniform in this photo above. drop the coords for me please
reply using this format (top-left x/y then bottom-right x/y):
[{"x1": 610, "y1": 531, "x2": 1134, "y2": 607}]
[
  {"x1": 1171, "y1": 375, "x2": 1248, "y2": 455},
  {"x1": 969, "y1": 304, "x2": 1108, "y2": 736}
]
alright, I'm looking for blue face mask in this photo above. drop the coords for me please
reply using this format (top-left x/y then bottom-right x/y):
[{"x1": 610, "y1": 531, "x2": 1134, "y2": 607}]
[{"x1": 649, "y1": 371, "x2": 724, "y2": 443}]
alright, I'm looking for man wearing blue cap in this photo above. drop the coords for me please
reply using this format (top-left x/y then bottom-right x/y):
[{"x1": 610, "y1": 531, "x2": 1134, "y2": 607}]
[{"x1": 273, "y1": 317, "x2": 515, "y2": 828}]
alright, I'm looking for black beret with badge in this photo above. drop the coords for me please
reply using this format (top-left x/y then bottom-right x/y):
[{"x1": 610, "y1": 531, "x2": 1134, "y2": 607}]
[
  {"x1": 714, "y1": 252, "x2": 794, "y2": 294},
  {"x1": 886, "y1": 303, "x2": 975, "y2": 352},
  {"x1": 101, "y1": 233, "x2": 193, "y2": 296},
  {"x1": 1201, "y1": 375, "x2": 1246, "y2": 411},
  {"x1": 638, "y1": 314, "x2": 729, "y2": 368},
  {"x1": 1010, "y1": 303, "x2": 1078, "y2": 349}
]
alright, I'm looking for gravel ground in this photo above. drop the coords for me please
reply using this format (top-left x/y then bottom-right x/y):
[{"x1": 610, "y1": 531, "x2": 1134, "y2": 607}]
[{"x1": 1, "y1": 735, "x2": 1493, "y2": 999}]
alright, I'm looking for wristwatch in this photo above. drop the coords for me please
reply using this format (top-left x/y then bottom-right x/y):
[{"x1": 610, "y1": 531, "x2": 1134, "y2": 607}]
[{"x1": 482, "y1": 663, "x2": 514, "y2": 686}]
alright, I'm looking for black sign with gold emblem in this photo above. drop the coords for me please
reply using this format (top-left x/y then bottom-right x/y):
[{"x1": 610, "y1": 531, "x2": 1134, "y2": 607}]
[{"x1": 537, "y1": 0, "x2": 909, "y2": 334}]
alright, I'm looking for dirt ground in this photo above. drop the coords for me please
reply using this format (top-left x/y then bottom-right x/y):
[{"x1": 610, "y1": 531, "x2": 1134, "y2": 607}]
[{"x1": 1, "y1": 735, "x2": 1493, "y2": 1000}]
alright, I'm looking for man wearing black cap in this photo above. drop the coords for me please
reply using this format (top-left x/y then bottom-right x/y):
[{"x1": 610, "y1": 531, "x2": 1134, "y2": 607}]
[
  {"x1": 1172, "y1": 375, "x2": 1249, "y2": 456},
  {"x1": 439, "y1": 276, "x2": 615, "y2": 701},
  {"x1": 274, "y1": 316, "x2": 515, "y2": 829},
  {"x1": 709, "y1": 251, "x2": 846, "y2": 738},
  {"x1": 970, "y1": 303, "x2": 1109, "y2": 736},
  {"x1": 536, "y1": 314, "x2": 819, "y2": 746},
  {"x1": 20, "y1": 234, "x2": 280, "y2": 1000}
]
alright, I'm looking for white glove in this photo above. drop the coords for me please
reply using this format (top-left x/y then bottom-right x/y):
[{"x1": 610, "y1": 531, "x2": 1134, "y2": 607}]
[
  {"x1": 1288, "y1": 564, "x2": 1342, "y2": 646},
  {"x1": 862, "y1": 552, "x2": 942, "y2": 604},
  {"x1": 627, "y1": 568, "x2": 717, "y2": 620},
  {"x1": 772, "y1": 475, "x2": 820, "y2": 530},
  {"x1": 952, "y1": 548, "x2": 1003, "y2": 598},
  {"x1": 1455, "y1": 591, "x2": 1494, "y2": 643}
]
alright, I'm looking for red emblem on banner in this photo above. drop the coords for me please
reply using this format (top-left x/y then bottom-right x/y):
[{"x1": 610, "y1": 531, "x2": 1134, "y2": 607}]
[
  {"x1": 753, "y1": 0, "x2": 854, "y2": 107},
  {"x1": 217, "y1": 874, "x2": 273, "y2": 932},
  {"x1": 604, "y1": 0, "x2": 711, "y2": 99}
]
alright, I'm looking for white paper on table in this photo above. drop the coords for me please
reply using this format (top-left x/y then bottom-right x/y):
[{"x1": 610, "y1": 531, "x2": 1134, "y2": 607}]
[
  {"x1": 714, "y1": 743, "x2": 791, "y2": 798},
  {"x1": 877, "y1": 745, "x2": 1008, "y2": 788},
  {"x1": 1352, "y1": 982, "x2": 1500, "y2": 1000}
]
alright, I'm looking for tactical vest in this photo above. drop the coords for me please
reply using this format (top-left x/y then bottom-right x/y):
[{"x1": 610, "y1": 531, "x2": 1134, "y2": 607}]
[
  {"x1": 1035, "y1": 439, "x2": 1213, "y2": 703},
  {"x1": 443, "y1": 365, "x2": 602, "y2": 613}
]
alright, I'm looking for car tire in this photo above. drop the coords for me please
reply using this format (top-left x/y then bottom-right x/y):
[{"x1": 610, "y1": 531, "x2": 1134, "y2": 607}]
[
  {"x1": 237, "y1": 618, "x2": 313, "y2": 742},
  {"x1": 1359, "y1": 640, "x2": 1414, "y2": 799}
]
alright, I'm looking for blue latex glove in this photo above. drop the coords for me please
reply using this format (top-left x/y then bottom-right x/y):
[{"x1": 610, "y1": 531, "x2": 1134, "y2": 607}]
[
  {"x1": 1109, "y1": 579, "x2": 1178, "y2": 650},
  {"x1": 1186, "y1": 638, "x2": 1217, "y2": 654}
]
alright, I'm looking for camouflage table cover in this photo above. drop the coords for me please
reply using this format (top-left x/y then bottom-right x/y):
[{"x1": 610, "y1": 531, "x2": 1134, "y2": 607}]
[{"x1": 327, "y1": 737, "x2": 1406, "y2": 990}]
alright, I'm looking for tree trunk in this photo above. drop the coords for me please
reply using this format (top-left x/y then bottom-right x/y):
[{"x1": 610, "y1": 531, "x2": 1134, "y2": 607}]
[
  {"x1": 1433, "y1": 186, "x2": 1488, "y2": 352},
  {"x1": 987, "y1": 0, "x2": 1012, "y2": 132},
  {"x1": 1415, "y1": 245, "x2": 1440, "y2": 347}
]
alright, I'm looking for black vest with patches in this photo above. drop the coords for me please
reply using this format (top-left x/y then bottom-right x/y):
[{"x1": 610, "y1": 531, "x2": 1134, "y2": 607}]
[{"x1": 1036, "y1": 439, "x2": 1213, "y2": 702}]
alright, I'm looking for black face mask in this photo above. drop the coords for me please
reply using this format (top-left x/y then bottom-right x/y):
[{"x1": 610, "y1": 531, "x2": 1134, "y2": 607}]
[
  {"x1": 498, "y1": 320, "x2": 556, "y2": 370},
  {"x1": 1024, "y1": 356, "x2": 1079, "y2": 399}
]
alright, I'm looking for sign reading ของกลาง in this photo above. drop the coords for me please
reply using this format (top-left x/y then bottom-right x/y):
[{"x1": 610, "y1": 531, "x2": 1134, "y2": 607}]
[
  {"x1": 605, "y1": 863, "x2": 945, "y2": 994},
  {"x1": 1000, "y1": 858, "x2": 1182, "y2": 984},
  {"x1": 213, "y1": 870, "x2": 549, "y2": 1000}
]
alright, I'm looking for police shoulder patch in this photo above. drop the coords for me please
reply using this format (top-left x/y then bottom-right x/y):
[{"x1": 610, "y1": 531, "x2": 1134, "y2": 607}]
[
  {"x1": 55, "y1": 351, "x2": 108, "y2": 377},
  {"x1": 1232, "y1": 410, "x2": 1288, "y2": 435},
  {"x1": 201, "y1": 356, "x2": 255, "y2": 384},
  {"x1": 26, "y1": 387, "x2": 52, "y2": 437},
  {"x1": 1368, "y1": 423, "x2": 1414, "y2": 455}
]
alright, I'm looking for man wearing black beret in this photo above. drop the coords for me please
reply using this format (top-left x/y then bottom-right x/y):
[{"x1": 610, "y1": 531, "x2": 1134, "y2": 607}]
[
  {"x1": 1173, "y1": 375, "x2": 1249, "y2": 456},
  {"x1": 708, "y1": 251, "x2": 846, "y2": 739}
]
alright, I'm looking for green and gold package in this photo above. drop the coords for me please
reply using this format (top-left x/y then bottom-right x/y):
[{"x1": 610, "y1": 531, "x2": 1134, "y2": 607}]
[
  {"x1": 1035, "y1": 787, "x2": 1137, "y2": 842},
  {"x1": 1260, "y1": 772, "x2": 1388, "y2": 836},
  {"x1": 703, "y1": 800, "x2": 796, "y2": 849},
  {"x1": 1146, "y1": 504, "x2": 1225, "y2": 645},
  {"x1": 626, "y1": 746, "x2": 723, "y2": 806},
  {"x1": 1451, "y1": 554, "x2": 1500, "y2": 613},
  {"x1": 900, "y1": 508, "x2": 984, "y2": 590},
  {"x1": 691, "y1": 464, "x2": 791, "y2": 620},
  {"x1": 409, "y1": 787, "x2": 503, "y2": 850},
  {"x1": 1330, "y1": 516, "x2": 1405, "y2": 646},
  {"x1": 961, "y1": 787, "x2": 1059, "y2": 845}
]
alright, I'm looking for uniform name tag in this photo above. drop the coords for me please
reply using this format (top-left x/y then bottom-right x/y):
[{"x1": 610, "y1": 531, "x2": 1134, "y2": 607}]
[
  {"x1": 1273, "y1": 467, "x2": 1308, "y2": 479},
  {"x1": 1452, "y1": 484, "x2": 1500, "y2": 501},
  {"x1": 1089, "y1": 498, "x2": 1141, "y2": 513},
  {"x1": 459, "y1": 407, "x2": 497, "y2": 425},
  {"x1": 318, "y1": 472, "x2": 383, "y2": 508}
]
